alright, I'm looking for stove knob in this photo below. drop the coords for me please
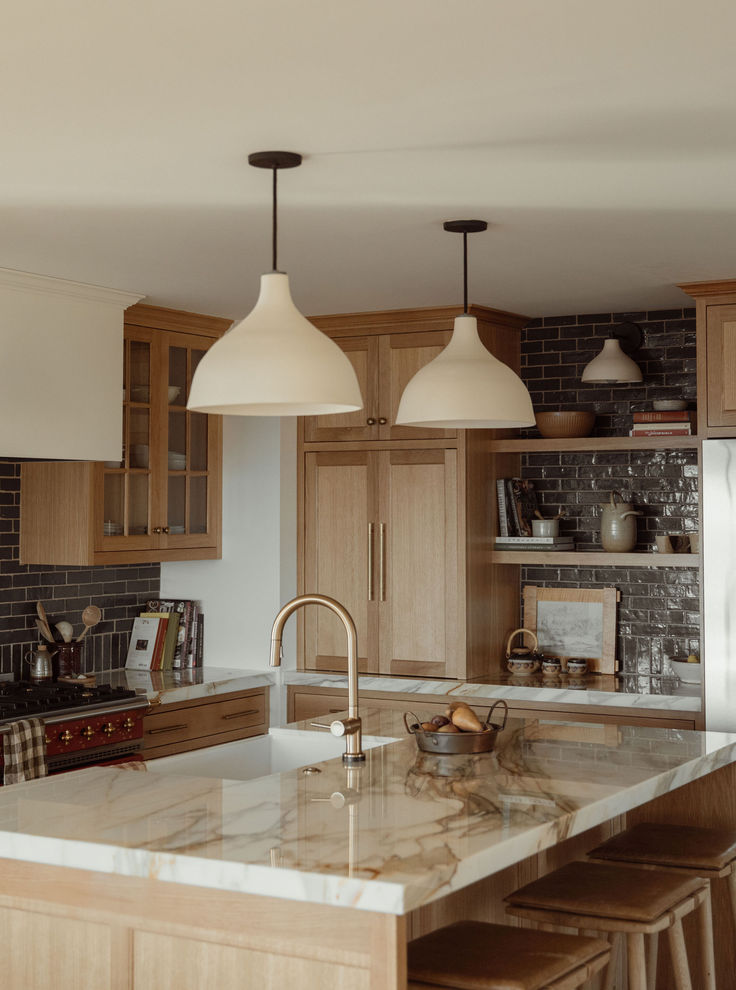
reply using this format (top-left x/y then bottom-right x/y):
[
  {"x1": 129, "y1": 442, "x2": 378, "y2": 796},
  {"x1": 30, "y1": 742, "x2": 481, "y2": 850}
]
[
  {"x1": 58, "y1": 730, "x2": 73, "y2": 744},
  {"x1": 122, "y1": 717, "x2": 135, "y2": 731},
  {"x1": 44, "y1": 736, "x2": 50, "y2": 745},
  {"x1": 101, "y1": 722, "x2": 116, "y2": 737},
  {"x1": 81, "y1": 726, "x2": 95, "y2": 740}
]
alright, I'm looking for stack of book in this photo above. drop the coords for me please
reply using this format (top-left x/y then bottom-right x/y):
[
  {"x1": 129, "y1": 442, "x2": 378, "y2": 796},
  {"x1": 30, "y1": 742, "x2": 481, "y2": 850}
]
[
  {"x1": 629, "y1": 410, "x2": 695, "y2": 437},
  {"x1": 494, "y1": 535, "x2": 575, "y2": 552},
  {"x1": 125, "y1": 599, "x2": 203, "y2": 671}
]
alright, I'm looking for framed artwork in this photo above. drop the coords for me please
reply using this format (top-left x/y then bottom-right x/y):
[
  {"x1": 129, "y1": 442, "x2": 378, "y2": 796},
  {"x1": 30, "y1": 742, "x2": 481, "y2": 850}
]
[{"x1": 522, "y1": 585, "x2": 620, "y2": 674}]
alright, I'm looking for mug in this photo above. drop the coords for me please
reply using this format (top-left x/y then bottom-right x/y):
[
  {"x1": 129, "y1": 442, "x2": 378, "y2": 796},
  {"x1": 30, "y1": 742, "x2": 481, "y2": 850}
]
[{"x1": 532, "y1": 519, "x2": 559, "y2": 538}]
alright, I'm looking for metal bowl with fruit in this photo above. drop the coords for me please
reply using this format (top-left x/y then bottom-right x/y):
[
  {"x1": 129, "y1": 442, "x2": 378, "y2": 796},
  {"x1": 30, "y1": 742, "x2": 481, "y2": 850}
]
[{"x1": 404, "y1": 700, "x2": 509, "y2": 754}]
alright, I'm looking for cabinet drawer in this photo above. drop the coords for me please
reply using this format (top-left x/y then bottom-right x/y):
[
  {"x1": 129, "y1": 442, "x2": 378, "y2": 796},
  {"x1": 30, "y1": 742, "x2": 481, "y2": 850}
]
[
  {"x1": 143, "y1": 690, "x2": 267, "y2": 751},
  {"x1": 290, "y1": 692, "x2": 351, "y2": 722}
]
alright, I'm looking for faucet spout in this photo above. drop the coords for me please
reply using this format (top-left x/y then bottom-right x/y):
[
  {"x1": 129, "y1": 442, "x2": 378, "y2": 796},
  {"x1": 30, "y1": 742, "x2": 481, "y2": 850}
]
[{"x1": 269, "y1": 594, "x2": 364, "y2": 763}]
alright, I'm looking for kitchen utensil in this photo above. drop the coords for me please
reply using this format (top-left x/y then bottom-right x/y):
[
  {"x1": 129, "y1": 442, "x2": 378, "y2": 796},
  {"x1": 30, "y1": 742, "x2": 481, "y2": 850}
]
[
  {"x1": 77, "y1": 605, "x2": 102, "y2": 641},
  {"x1": 24, "y1": 645, "x2": 53, "y2": 681},
  {"x1": 535, "y1": 411, "x2": 595, "y2": 438},
  {"x1": 404, "y1": 701, "x2": 508, "y2": 754},
  {"x1": 599, "y1": 491, "x2": 642, "y2": 553},
  {"x1": 55, "y1": 620, "x2": 74, "y2": 643},
  {"x1": 36, "y1": 602, "x2": 53, "y2": 642},
  {"x1": 34, "y1": 618, "x2": 55, "y2": 644},
  {"x1": 505, "y1": 628, "x2": 542, "y2": 674}
]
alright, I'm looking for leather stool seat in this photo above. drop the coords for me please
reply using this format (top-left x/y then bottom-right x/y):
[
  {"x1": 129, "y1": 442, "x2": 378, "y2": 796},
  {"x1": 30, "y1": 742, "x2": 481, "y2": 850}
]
[
  {"x1": 507, "y1": 860, "x2": 704, "y2": 922},
  {"x1": 589, "y1": 822, "x2": 736, "y2": 873},
  {"x1": 407, "y1": 921, "x2": 610, "y2": 990}
]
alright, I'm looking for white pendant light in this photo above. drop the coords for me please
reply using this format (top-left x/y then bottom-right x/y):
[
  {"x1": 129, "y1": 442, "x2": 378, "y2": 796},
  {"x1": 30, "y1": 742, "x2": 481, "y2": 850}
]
[
  {"x1": 581, "y1": 323, "x2": 643, "y2": 384},
  {"x1": 396, "y1": 220, "x2": 535, "y2": 429},
  {"x1": 188, "y1": 151, "x2": 362, "y2": 417}
]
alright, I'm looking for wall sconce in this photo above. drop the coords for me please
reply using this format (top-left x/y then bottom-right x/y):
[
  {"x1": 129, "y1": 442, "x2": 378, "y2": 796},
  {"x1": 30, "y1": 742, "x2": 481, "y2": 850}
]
[{"x1": 581, "y1": 322, "x2": 643, "y2": 384}]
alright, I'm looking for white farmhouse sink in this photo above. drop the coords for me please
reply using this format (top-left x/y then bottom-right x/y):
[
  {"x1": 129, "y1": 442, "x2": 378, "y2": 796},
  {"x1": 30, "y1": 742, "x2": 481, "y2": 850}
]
[{"x1": 146, "y1": 727, "x2": 397, "y2": 782}]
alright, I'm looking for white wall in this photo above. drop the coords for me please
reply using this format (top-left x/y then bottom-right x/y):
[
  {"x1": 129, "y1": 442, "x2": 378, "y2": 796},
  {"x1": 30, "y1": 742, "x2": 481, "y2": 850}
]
[{"x1": 160, "y1": 416, "x2": 298, "y2": 675}]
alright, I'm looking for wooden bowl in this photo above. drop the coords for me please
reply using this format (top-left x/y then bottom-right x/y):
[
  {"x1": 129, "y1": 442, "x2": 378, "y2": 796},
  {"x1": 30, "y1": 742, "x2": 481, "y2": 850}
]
[{"x1": 535, "y1": 411, "x2": 595, "y2": 438}]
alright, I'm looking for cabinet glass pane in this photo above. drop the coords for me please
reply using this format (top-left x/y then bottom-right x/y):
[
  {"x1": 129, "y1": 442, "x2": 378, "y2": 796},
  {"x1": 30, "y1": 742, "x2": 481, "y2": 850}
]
[
  {"x1": 168, "y1": 475, "x2": 186, "y2": 533},
  {"x1": 169, "y1": 346, "x2": 187, "y2": 406},
  {"x1": 190, "y1": 412, "x2": 208, "y2": 471},
  {"x1": 129, "y1": 341, "x2": 151, "y2": 402},
  {"x1": 103, "y1": 476, "x2": 124, "y2": 535},
  {"x1": 128, "y1": 475, "x2": 149, "y2": 535},
  {"x1": 129, "y1": 409, "x2": 151, "y2": 468},
  {"x1": 189, "y1": 476, "x2": 208, "y2": 534},
  {"x1": 168, "y1": 411, "x2": 186, "y2": 469}
]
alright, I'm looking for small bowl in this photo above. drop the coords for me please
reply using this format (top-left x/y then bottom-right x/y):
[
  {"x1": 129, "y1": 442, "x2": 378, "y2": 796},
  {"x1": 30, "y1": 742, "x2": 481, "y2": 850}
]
[
  {"x1": 168, "y1": 386, "x2": 182, "y2": 404},
  {"x1": 507, "y1": 656, "x2": 540, "y2": 675},
  {"x1": 130, "y1": 386, "x2": 150, "y2": 402},
  {"x1": 653, "y1": 400, "x2": 688, "y2": 412},
  {"x1": 541, "y1": 656, "x2": 562, "y2": 676},
  {"x1": 168, "y1": 451, "x2": 187, "y2": 470},
  {"x1": 535, "y1": 411, "x2": 595, "y2": 439},
  {"x1": 669, "y1": 659, "x2": 702, "y2": 684},
  {"x1": 532, "y1": 519, "x2": 559, "y2": 538},
  {"x1": 131, "y1": 444, "x2": 149, "y2": 468},
  {"x1": 565, "y1": 657, "x2": 589, "y2": 676}
]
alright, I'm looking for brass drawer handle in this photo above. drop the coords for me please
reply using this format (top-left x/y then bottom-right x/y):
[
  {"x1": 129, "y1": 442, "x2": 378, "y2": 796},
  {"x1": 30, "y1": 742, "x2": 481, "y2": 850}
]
[
  {"x1": 366, "y1": 417, "x2": 376, "y2": 426},
  {"x1": 379, "y1": 522, "x2": 386, "y2": 601},
  {"x1": 148, "y1": 723, "x2": 188, "y2": 735},
  {"x1": 222, "y1": 708, "x2": 260, "y2": 720},
  {"x1": 378, "y1": 417, "x2": 387, "y2": 425},
  {"x1": 367, "y1": 522, "x2": 375, "y2": 601}
]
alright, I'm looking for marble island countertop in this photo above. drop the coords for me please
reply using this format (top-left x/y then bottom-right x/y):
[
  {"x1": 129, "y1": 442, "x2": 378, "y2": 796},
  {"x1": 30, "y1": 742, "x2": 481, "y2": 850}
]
[{"x1": 0, "y1": 708, "x2": 730, "y2": 915}]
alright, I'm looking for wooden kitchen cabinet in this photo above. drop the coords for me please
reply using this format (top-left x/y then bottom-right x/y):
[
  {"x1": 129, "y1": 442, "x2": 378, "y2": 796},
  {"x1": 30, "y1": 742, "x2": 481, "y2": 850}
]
[
  {"x1": 681, "y1": 278, "x2": 736, "y2": 433},
  {"x1": 142, "y1": 686, "x2": 269, "y2": 759},
  {"x1": 20, "y1": 304, "x2": 228, "y2": 566},
  {"x1": 302, "y1": 448, "x2": 459, "y2": 676},
  {"x1": 303, "y1": 327, "x2": 456, "y2": 442}
]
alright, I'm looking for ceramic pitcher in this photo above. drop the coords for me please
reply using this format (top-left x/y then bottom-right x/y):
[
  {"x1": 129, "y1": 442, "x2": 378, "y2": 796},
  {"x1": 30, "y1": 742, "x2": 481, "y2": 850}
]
[{"x1": 599, "y1": 490, "x2": 642, "y2": 552}]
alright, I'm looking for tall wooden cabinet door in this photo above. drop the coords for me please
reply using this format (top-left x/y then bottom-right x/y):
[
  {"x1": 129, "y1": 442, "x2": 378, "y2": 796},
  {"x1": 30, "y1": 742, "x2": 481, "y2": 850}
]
[
  {"x1": 377, "y1": 449, "x2": 460, "y2": 678},
  {"x1": 303, "y1": 451, "x2": 379, "y2": 673},
  {"x1": 379, "y1": 331, "x2": 457, "y2": 441},
  {"x1": 303, "y1": 336, "x2": 378, "y2": 441},
  {"x1": 707, "y1": 304, "x2": 736, "y2": 427}
]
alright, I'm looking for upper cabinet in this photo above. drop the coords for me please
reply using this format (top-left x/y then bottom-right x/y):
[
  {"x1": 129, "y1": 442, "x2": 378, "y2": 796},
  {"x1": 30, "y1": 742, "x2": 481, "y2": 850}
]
[
  {"x1": 681, "y1": 279, "x2": 736, "y2": 434},
  {"x1": 0, "y1": 268, "x2": 142, "y2": 460},
  {"x1": 20, "y1": 304, "x2": 229, "y2": 566}
]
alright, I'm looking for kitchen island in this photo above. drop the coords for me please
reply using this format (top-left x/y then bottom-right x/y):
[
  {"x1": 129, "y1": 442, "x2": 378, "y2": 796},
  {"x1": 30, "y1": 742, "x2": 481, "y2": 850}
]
[{"x1": 0, "y1": 710, "x2": 733, "y2": 989}]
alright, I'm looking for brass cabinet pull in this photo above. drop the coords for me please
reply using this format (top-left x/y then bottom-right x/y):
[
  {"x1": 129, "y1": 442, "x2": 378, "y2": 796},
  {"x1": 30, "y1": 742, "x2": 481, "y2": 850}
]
[
  {"x1": 378, "y1": 417, "x2": 387, "y2": 425},
  {"x1": 367, "y1": 522, "x2": 375, "y2": 601},
  {"x1": 148, "y1": 723, "x2": 188, "y2": 735},
  {"x1": 152, "y1": 527, "x2": 162, "y2": 534},
  {"x1": 222, "y1": 708, "x2": 259, "y2": 720},
  {"x1": 162, "y1": 526, "x2": 170, "y2": 534},
  {"x1": 366, "y1": 417, "x2": 376, "y2": 426},
  {"x1": 379, "y1": 522, "x2": 386, "y2": 602}
]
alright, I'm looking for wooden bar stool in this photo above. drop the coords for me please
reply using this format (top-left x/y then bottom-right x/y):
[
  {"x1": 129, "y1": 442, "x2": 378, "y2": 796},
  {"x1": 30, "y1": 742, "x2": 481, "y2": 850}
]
[
  {"x1": 407, "y1": 921, "x2": 610, "y2": 990},
  {"x1": 588, "y1": 824, "x2": 736, "y2": 987},
  {"x1": 505, "y1": 860, "x2": 713, "y2": 990}
]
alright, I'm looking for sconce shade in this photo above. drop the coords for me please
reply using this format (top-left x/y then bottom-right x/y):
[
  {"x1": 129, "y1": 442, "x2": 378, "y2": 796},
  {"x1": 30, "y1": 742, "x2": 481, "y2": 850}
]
[
  {"x1": 187, "y1": 273, "x2": 363, "y2": 416},
  {"x1": 396, "y1": 314, "x2": 536, "y2": 428},
  {"x1": 581, "y1": 337, "x2": 643, "y2": 384}
]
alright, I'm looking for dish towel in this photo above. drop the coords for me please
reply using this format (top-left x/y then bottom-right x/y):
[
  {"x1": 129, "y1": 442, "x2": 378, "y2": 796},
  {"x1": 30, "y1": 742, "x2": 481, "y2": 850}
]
[{"x1": 3, "y1": 718, "x2": 48, "y2": 785}]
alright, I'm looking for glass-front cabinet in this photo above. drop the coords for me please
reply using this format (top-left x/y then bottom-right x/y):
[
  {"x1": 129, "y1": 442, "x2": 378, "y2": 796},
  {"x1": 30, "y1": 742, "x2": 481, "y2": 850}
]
[{"x1": 98, "y1": 325, "x2": 221, "y2": 556}]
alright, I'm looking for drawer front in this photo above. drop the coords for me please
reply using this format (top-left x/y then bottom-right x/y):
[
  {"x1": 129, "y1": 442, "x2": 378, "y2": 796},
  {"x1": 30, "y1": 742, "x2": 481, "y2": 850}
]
[
  {"x1": 143, "y1": 690, "x2": 267, "y2": 751},
  {"x1": 290, "y1": 692, "x2": 350, "y2": 723}
]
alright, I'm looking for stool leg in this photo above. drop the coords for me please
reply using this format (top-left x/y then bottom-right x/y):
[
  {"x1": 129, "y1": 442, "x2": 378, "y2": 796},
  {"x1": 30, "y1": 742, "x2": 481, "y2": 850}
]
[
  {"x1": 697, "y1": 886, "x2": 716, "y2": 990},
  {"x1": 627, "y1": 932, "x2": 647, "y2": 990},
  {"x1": 646, "y1": 932, "x2": 659, "y2": 988},
  {"x1": 602, "y1": 932, "x2": 622, "y2": 990},
  {"x1": 667, "y1": 918, "x2": 693, "y2": 990}
]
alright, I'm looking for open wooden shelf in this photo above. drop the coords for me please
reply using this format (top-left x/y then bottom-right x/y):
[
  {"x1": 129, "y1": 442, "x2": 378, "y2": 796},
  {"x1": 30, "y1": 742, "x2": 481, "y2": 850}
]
[
  {"x1": 488, "y1": 435, "x2": 700, "y2": 453},
  {"x1": 491, "y1": 550, "x2": 700, "y2": 567}
]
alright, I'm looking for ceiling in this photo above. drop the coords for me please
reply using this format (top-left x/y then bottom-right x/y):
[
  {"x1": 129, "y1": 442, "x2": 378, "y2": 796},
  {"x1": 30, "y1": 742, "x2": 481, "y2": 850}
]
[{"x1": 4, "y1": 0, "x2": 736, "y2": 321}]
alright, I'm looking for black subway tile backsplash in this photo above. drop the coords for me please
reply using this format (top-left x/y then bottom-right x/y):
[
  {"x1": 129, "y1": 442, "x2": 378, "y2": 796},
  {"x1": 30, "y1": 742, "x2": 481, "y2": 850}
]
[
  {"x1": 0, "y1": 460, "x2": 159, "y2": 679},
  {"x1": 519, "y1": 307, "x2": 699, "y2": 677}
]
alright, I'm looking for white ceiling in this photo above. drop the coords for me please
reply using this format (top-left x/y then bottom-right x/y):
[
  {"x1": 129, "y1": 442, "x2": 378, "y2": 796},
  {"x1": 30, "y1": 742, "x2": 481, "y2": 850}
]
[{"x1": 4, "y1": 0, "x2": 736, "y2": 321}]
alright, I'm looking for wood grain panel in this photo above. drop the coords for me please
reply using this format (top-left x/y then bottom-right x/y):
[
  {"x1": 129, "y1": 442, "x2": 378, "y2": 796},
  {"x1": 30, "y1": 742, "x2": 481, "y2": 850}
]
[
  {"x1": 303, "y1": 451, "x2": 378, "y2": 672},
  {"x1": 380, "y1": 330, "x2": 455, "y2": 440},
  {"x1": 706, "y1": 304, "x2": 736, "y2": 427},
  {"x1": 142, "y1": 688, "x2": 268, "y2": 753},
  {"x1": 303, "y1": 336, "x2": 379, "y2": 442},
  {"x1": 133, "y1": 931, "x2": 371, "y2": 990}
]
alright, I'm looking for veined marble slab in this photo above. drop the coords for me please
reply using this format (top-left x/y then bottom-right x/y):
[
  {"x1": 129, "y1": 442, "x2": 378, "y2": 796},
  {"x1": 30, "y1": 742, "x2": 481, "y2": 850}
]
[
  {"x1": 285, "y1": 671, "x2": 702, "y2": 712},
  {"x1": 108, "y1": 667, "x2": 274, "y2": 705},
  {"x1": 0, "y1": 711, "x2": 731, "y2": 914}
]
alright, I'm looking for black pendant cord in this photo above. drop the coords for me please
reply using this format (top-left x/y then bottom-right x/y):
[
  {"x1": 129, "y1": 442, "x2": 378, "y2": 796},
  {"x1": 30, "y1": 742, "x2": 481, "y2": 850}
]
[
  {"x1": 463, "y1": 232, "x2": 468, "y2": 314},
  {"x1": 272, "y1": 167, "x2": 278, "y2": 272}
]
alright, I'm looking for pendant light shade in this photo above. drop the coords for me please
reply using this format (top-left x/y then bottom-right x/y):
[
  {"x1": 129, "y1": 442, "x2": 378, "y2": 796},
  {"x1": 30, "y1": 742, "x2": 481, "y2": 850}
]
[
  {"x1": 187, "y1": 151, "x2": 362, "y2": 417},
  {"x1": 581, "y1": 323, "x2": 643, "y2": 384},
  {"x1": 396, "y1": 220, "x2": 535, "y2": 429}
]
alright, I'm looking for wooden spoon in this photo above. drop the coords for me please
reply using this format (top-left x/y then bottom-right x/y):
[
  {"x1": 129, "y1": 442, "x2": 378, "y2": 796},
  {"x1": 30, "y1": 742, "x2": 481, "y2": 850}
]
[
  {"x1": 55, "y1": 621, "x2": 74, "y2": 643},
  {"x1": 35, "y1": 602, "x2": 54, "y2": 642},
  {"x1": 35, "y1": 619, "x2": 55, "y2": 644},
  {"x1": 77, "y1": 605, "x2": 102, "y2": 641}
]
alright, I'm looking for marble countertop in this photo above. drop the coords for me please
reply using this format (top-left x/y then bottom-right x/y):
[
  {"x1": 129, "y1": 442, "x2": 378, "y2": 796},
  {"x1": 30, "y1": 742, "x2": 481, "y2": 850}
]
[
  {"x1": 0, "y1": 708, "x2": 730, "y2": 914},
  {"x1": 108, "y1": 667, "x2": 273, "y2": 704},
  {"x1": 285, "y1": 670, "x2": 702, "y2": 713}
]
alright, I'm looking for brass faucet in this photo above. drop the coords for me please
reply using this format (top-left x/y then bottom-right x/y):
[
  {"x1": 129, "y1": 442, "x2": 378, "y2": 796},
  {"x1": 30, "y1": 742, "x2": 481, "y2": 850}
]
[{"x1": 269, "y1": 594, "x2": 365, "y2": 764}]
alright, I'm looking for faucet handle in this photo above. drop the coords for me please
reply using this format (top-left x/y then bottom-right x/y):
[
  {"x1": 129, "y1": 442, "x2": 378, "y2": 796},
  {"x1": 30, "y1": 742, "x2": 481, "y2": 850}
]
[{"x1": 309, "y1": 721, "x2": 333, "y2": 731}]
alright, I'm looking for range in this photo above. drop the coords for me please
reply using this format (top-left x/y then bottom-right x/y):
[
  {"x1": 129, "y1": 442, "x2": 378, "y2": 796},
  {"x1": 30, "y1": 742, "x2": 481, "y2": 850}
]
[{"x1": 0, "y1": 681, "x2": 148, "y2": 778}]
